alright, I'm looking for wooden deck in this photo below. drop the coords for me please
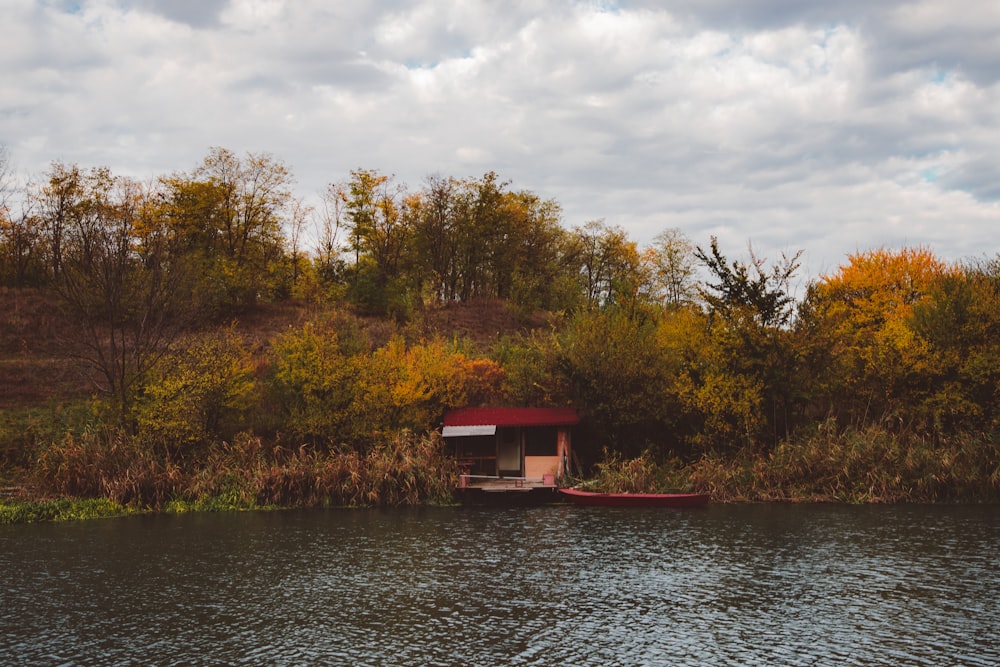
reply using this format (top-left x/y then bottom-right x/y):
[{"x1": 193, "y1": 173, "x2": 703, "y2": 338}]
[
  {"x1": 455, "y1": 475, "x2": 561, "y2": 504},
  {"x1": 459, "y1": 475, "x2": 555, "y2": 491}
]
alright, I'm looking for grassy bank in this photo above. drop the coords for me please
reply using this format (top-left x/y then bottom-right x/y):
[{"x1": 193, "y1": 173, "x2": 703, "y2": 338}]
[
  {"x1": 1, "y1": 429, "x2": 460, "y2": 524},
  {"x1": 4, "y1": 423, "x2": 998, "y2": 524},
  {"x1": 0, "y1": 497, "x2": 138, "y2": 523},
  {"x1": 689, "y1": 423, "x2": 1000, "y2": 503}
]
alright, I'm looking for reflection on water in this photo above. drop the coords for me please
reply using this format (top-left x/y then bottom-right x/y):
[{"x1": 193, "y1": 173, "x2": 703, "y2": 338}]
[{"x1": 2, "y1": 504, "x2": 998, "y2": 666}]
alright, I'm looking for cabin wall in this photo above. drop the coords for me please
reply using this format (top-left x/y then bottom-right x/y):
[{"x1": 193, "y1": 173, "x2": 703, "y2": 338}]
[{"x1": 524, "y1": 456, "x2": 559, "y2": 479}]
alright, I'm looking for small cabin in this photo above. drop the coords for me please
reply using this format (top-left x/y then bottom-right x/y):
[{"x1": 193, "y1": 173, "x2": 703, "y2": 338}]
[{"x1": 443, "y1": 407, "x2": 578, "y2": 498}]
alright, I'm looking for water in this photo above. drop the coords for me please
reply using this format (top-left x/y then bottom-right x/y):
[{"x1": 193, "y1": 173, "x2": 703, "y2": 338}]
[{"x1": 2, "y1": 504, "x2": 997, "y2": 666}]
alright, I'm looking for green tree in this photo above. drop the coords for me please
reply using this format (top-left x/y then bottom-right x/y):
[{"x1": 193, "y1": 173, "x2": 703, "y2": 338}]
[
  {"x1": 555, "y1": 309, "x2": 677, "y2": 460},
  {"x1": 692, "y1": 238, "x2": 803, "y2": 451},
  {"x1": 695, "y1": 236, "x2": 801, "y2": 328}
]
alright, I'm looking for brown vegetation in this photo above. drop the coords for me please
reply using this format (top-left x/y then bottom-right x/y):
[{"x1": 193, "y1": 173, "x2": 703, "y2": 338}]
[
  {"x1": 0, "y1": 288, "x2": 93, "y2": 408},
  {"x1": 31, "y1": 427, "x2": 458, "y2": 509}
]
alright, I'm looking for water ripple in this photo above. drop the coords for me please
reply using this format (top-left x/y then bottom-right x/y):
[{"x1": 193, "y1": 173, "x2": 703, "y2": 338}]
[{"x1": 2, "y1": 504, "x2": 998, "y2": 666}]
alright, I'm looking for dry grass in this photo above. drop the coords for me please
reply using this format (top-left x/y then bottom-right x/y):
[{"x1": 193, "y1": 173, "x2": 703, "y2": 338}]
[{"x1": 30, "y1": 428, "x2": 460, "y2": 511}]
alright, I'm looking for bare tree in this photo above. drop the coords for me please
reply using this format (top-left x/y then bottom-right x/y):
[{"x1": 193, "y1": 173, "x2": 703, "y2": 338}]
[
  {"x1": 0, "y1": 145, "x2": 12, "y2": 215},
  {"x1": 0, "y1": 147, "x2": 42, "y2": 286},
  {"x1": 315, "y1": 181, "x2": 348, "y2": 283},
  {"x1": 49, "y1": 166, "x2": 191, "y2": 428},
  {"x1": 648, "y1": 227, "x2": 697, "y2": 308}
]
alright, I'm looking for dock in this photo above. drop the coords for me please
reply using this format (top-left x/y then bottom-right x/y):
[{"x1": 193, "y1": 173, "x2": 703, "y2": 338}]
[{"x1": 455, "y1": 474, "x2": 562, "y2": 504}]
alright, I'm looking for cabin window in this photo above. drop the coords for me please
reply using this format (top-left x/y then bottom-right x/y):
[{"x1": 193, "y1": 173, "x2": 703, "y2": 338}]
[
  {"x1": 524, "y1": 427, "x2": 558, "y2": 456},
  {"x1": 456, "y1": 435, "x2": 495, "y2": 458}
]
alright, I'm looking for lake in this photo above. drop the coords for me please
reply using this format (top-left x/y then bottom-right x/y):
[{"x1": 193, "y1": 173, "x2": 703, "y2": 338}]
[{"x1": 2, "y1": 503, "x2": 998, "y2": 666}]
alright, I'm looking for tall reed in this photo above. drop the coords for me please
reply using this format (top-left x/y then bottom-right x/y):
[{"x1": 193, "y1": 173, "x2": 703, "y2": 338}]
[
  {"x1": 33, "y1": 428, "x2": 183, "y2": 507},
  {"x1": 687, "y1": 422, "x2": 1000, "y2": 503},
  {"x1": 30, "y1": 428, "x2": 460, "y2": 513}
]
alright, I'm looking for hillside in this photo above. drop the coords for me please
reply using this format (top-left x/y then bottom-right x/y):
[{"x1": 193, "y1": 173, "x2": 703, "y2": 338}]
[
  {"x1": 0, "y1": 288, "x2": 93, "y2": 409},
  {"x1": 0, "y1": 288, "x2": 546, "y2": 411}
]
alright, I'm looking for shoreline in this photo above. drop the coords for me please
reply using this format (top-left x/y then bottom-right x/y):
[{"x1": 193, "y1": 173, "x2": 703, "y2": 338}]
[{"x1": 4, "y1": 491, "x2": 997, "y2": 525}]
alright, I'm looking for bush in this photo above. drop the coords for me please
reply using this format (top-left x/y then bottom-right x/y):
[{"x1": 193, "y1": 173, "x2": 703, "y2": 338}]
[{"x1": 578, "y1": 449, "x2": 691, "y2": 494}]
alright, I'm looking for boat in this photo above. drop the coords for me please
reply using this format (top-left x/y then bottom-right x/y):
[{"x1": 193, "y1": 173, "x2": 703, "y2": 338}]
[{"x1": 558, "y1": 487, "x2": 710, "y2": 507}]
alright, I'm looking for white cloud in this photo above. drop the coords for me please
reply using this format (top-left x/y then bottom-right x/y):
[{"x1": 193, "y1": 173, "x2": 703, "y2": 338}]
[{"x1": 2, "y1": 0, "x2": 998, "y2": 278}]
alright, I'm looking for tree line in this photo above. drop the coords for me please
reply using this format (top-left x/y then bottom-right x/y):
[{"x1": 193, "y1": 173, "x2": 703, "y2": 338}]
[
  {"x1": 0, "y1": 148, "x2": 694, "y2": 311},
  {"x1": 1, "y1": 146, "x2": 998, "y2": 504}
]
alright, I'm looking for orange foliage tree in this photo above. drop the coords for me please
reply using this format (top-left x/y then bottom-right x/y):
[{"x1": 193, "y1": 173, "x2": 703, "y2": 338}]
[
  {"x1": 351, "y1": 337, "x2": 505, "y2": 441},
  {"x1": 799, "y1": 247, "x2": 952, "y2": 429}
]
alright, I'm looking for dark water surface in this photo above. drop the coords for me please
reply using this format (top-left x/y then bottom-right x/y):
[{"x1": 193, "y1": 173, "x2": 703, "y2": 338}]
[{"x1": 2, "y1": 504, "x2": 998, "y2": 666}]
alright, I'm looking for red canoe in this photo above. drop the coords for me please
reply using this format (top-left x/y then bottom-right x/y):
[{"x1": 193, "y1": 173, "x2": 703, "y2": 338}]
[{"x1": 559, "y1": 487, "x2": 710, "y2": 507}]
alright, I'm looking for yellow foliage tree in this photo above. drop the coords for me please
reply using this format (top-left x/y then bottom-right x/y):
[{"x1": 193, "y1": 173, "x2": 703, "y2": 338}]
[
  {"x1": 352, "y1": 337, "x2": 504, "y2": 440},
  {"x1": 268, "y1": 321, "x2": 358, "y2": 447},
  {"x1": 136, "y1": 328, "x2": 257, "y2": 452}
]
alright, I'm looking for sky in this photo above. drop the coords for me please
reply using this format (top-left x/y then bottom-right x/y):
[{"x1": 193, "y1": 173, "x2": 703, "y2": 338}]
[{"x1": 2, "y1": 0, "x2": 999, "y2": 280}]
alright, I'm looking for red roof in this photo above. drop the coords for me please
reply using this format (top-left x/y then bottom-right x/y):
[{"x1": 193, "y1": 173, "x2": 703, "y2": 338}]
[{"x1": 444, "y1": 407, "x2": 579, "y2": 428}]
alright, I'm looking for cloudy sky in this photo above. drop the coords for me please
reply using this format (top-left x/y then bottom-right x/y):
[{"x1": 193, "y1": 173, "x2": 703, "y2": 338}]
[{"x1": 3, "y1": 0, "x2": 999, "y2": 279}]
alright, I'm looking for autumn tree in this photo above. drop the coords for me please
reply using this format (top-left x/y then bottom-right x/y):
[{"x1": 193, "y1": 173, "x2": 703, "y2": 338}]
[
  {"x1": 647, "y1": 227, "x2": 697, "y2": 308},
  {"x1": 567, "y1": 220, "x2": 648, "y2": 310},
  {"x1": 267, "y1": 319, "x2": 361, "y2": 447},
  {"x1": 313, "y1": 181, "x2": 349, "y2": 293},
  {"x1": 159, "y1": 148, "x2": 293, "y2": 312},
  {"x1": 33, "y1": 162, "x2": 86, "y2": 282},
  {"x1": 691, "y1": 237, "x2": 803, "y2": 451},
  {"x1": 0, "y1": 145, "x2": 10, "y2": 212},
  {"x1": 136, "y1": 328, "x2": 257, "y2": 452},
  {"x1": 353, "y1": 170, "x2": 576, "y2": 312},
  {"x1": 37, "y1": 165, "x2": 188, "y2": 427},
  {"x1": 491, "y1": 330, "x2": 565, "y2": 407},
  {"x1": 799, "y1": 247, "x2": 950, "y2": 429},
  {"x1": 502, "y1": 190, "x2": 577, "y2": 311},
  {"x1": 341, "y1": 168, "x2": 414, "y2": 314},
  {"x1": 904, "y1": 256, "x2": 1000, "y2": 435},
  {"x1": 352, "y1": 337, "x2": 505, "y2": 441},
  {"x1": 410, "y1": 174, "x2": 459, "y2": 301},
  {"x1": 344, "y1": 169, "x2": 407, "y2": 274}
]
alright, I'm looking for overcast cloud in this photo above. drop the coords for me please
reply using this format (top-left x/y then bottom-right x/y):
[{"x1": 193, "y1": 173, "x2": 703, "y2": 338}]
[{"x1": 3, "y1": 0, "x2": 998, "y2": 278}]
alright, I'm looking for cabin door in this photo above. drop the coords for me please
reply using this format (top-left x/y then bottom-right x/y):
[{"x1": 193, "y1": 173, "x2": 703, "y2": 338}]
[{"x1": 497, "y1": 427, "x2": 521, "y2": 476}]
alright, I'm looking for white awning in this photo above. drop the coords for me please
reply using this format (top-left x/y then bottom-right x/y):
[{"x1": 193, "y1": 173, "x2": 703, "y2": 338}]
[{"x1": 442, "y1": 425, "x2": 497, "y2": 437}]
